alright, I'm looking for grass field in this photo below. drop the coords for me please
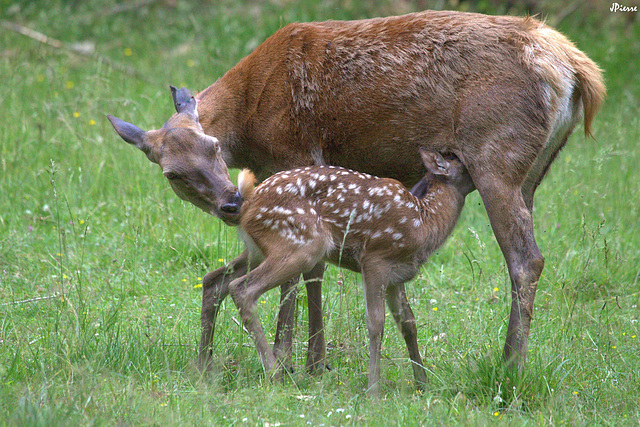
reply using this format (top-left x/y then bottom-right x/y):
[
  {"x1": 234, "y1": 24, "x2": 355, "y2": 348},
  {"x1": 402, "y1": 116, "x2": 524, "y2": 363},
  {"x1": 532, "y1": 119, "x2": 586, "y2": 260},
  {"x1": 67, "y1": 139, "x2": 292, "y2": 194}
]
[{"x1": 1, "y1": 0, "x2": 639, "y2": 425}]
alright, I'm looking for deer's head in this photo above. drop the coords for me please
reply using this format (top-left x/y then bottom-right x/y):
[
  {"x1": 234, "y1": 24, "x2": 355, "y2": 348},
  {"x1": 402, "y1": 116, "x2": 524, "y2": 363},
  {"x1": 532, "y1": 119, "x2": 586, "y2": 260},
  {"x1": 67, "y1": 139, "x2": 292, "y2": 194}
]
[{"x1": 108, "y1": 86, "x2": 242, "y2": 225}]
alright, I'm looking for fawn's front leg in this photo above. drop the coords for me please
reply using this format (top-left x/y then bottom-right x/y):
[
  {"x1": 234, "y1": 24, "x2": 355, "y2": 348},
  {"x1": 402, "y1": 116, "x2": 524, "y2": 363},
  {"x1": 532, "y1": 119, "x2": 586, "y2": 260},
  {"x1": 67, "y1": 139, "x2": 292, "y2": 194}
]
[
  {"x1": 386, "y1": 282, "x2": 426, "y2": 391},
  {"x1": 361, "y1": 258, "x2": 393, "y2": 397}
]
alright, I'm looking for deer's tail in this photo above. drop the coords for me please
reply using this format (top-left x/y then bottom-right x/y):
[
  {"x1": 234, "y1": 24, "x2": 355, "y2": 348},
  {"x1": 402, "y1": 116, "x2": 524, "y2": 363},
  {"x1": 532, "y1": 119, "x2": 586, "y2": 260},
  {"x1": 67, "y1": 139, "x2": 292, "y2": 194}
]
[{"x1": 570, "y1": 49, "x2": 606, "y2": 138}]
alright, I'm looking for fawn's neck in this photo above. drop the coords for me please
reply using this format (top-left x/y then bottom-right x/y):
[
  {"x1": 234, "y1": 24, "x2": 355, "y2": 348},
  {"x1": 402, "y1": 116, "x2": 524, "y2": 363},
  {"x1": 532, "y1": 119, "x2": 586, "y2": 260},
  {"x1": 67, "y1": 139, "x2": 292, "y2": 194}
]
[{"x1": 413, "y1": 179, "x2": 466, "y2": 257}]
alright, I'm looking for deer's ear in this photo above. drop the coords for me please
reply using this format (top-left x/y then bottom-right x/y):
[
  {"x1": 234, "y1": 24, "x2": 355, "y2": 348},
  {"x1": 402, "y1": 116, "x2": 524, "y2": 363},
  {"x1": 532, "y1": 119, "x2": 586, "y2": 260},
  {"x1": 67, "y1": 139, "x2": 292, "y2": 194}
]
[
  {"x1": 107, "y1": 115, "x2": 160, "y2": 163},
  {"x1": 419, "y1": 149, "x2": 450, "y2": 176},
  {"x1": 170, "y1": 85, "x2": 198, "y2": 120}
]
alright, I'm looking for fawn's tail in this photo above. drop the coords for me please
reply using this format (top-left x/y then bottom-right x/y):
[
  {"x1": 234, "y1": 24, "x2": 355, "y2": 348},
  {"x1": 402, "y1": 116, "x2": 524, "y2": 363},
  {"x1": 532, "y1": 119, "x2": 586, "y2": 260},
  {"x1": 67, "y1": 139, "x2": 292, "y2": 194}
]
[{"x1": 238, "y1": 169, "x2": 256, "y2": 202}]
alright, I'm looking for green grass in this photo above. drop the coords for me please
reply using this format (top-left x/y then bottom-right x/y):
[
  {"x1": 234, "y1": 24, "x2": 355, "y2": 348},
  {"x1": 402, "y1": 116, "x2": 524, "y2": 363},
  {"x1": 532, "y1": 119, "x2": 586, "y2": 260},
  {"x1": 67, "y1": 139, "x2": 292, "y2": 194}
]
[{"x1": 1, "y1": 0, "x2": 639, "y2": 425}]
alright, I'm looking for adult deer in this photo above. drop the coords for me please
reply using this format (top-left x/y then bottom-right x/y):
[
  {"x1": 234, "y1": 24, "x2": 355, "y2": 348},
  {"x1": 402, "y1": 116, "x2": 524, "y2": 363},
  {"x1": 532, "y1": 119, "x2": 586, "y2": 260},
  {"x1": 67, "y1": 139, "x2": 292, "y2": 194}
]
[
  {"x1": 108, "y1": 89, "x2": 327, "y2": 373},
  {"x1": 108, "y1": 10, "x2": 605, "y2": 374},
  {"x1": 232, "y1": 150, "x2": 475, "y2": 395}
]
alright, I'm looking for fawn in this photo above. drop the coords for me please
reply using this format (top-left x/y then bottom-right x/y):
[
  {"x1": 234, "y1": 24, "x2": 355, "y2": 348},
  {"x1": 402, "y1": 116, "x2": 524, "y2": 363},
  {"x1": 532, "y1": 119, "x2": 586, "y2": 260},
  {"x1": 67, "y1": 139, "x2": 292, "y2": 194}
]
[{"x1": 228, "y1": 149, "x2": 474, "y2": 395}]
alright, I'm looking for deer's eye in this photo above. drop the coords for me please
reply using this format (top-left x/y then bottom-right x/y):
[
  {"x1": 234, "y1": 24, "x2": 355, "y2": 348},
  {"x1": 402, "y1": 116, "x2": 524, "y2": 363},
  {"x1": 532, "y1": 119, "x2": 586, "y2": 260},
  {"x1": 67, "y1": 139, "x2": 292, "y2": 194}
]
[{"x1": 165, "y1": 172, "x2": 180, "y2": 180}]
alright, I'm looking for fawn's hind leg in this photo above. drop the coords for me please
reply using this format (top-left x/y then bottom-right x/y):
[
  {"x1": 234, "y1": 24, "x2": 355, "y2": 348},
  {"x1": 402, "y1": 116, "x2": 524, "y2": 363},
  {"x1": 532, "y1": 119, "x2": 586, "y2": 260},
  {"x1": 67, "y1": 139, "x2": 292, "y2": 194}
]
[{"x1": 229, "y1": 251, "x2": 320, "y2": 379}]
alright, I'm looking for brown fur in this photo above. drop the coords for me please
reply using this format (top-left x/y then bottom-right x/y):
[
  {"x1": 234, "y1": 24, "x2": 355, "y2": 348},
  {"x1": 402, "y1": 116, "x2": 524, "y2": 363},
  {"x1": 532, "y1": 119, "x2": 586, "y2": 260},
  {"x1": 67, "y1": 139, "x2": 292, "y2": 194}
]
[
  {"x1": 108, "y1": 10, "x2": 606, "y2": 377},
  {"x1": 230, "y1": 151, "x2": 473, "y2": 395},
  {"x1": 196, "y1": 11, "x2": 604, "y2": 184},
  {"x1": 237, "y1": 169, "x2": 256, "y2": 202}
]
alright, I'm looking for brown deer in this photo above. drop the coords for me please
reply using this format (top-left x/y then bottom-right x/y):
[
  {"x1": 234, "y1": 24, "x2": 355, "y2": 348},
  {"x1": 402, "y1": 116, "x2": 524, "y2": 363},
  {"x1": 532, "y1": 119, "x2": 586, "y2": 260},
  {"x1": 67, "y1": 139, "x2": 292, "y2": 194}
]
[
  {"x1": 108, "y1": 10, "x2": 606, "y2": 375},
  {"x1": 108, "y1": 89, "x2": 327, "y2": 373},
  {"x1": 231, "y1": 150, "x2": 474, "y2": 395}
]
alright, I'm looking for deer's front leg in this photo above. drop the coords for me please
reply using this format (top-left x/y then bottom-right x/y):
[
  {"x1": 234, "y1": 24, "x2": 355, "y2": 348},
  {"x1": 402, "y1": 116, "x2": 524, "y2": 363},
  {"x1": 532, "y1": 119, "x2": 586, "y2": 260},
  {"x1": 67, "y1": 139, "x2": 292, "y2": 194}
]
[
  {"x1": 198, "y1": 250, "x2": 248, "y2": 371},
  {"x1": 273, "y1": 262, "x2": 327, "y2": 375},
  {"x1": 273, "y1": 277, "x2": 299, "y2": 372},
  {"x1": 303, "y1": 262, "x2": 327, "y2": 374}
]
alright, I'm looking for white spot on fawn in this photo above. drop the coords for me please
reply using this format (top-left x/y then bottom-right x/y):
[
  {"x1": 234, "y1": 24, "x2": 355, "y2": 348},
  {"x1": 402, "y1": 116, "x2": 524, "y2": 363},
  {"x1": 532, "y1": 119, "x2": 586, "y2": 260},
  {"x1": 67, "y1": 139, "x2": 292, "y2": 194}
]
[
  {"x1": 285, "y1": 183, "x2": 298, "y2": 195},
  {"x1": 272, "y1": 206, "x2": 293, "y2": 215}
]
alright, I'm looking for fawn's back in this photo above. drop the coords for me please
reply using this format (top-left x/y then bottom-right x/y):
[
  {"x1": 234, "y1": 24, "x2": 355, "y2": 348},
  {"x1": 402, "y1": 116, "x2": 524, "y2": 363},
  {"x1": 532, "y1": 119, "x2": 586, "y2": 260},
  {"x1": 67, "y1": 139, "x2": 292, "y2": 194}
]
[{"x1": 240, "y1": 164, "x2": 465, "y2": 273}]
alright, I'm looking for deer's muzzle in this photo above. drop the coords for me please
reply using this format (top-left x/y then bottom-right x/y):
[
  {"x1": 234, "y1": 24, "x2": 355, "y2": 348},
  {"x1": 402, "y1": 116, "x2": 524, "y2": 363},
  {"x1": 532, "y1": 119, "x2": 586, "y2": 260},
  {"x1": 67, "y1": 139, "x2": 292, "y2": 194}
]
[{"x1": 217, "y1": 190, "x2": 243, "y2": 225}]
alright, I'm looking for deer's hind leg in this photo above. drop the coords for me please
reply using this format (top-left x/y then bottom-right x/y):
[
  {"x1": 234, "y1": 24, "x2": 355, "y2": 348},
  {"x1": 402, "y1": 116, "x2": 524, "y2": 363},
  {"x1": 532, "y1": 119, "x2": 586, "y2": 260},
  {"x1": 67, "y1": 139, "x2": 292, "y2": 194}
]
[
  {"x1": 455, "y1": 83, "x2": 551, "y2": 369},
  {"x1": 467, "y1": 163, "x2": 545, "y2": 369}
]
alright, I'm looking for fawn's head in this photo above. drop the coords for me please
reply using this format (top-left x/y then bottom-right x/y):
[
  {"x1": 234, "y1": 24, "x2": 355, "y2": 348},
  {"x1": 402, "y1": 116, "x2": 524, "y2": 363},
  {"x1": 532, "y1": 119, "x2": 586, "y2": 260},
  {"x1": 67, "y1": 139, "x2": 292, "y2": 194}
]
[
  {"x1": 412, "y1": 149, "x2": 475, "y2": 198},
  {"x1": 107, "y1": 87, "x2": 242, "y2": 225}
]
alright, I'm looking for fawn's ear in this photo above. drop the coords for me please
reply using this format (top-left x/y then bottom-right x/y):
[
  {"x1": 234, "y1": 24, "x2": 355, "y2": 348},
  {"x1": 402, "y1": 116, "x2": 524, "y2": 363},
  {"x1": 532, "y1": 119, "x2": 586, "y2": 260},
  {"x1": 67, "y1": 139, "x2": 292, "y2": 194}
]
[{"x1": 420, "y1": 149, "x2": 450, "y2": 176}]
